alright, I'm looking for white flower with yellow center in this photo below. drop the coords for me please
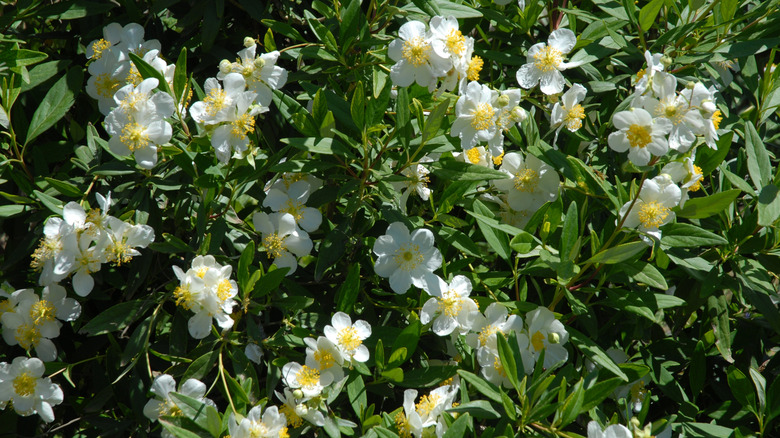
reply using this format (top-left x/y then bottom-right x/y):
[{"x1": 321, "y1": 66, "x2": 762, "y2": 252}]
[
  {"x1": 143, "y1": 374, "x2": 216, "y2": 429},
  {"x1": 304, "y1": 336, "x2": 345, "y2": 382},
  {"x1": 551, "y1": 83, "x2": 587, "y2": 136},
  {"x1": 451, "y1": 81, "x2": 499, "y2": 150},
  {"x1": 323, "y1": 312, "x2": 371, "y2": 363},
  {"x1": 172, "y1": 255, "x2": 238, "y2": 339},
  {"x1": 263, "y1": 180, "x2": 322, "y2": 233},
  {"x1": 102, "y1": 216, "x2": 154, "y2": 267},
  {"x1": 587, "y1": 421, "x2": 633, "y2": 438},
  {"x1": 253, "y1": 212, "x2": 313, "y2": 276},
  {"x1": 662, "y1": 157, "x2": 703, "y2": 207},
  {"x1": 391, "y1": 162, "x2": 432, "y2": 215},
  {"x1": 486, "y1": 88, "x2": 525, "y2": 157},
  {"x1": 228, "y1": 405, "x2": 288, "y2": 438},
  {"x1": 493, "y1": 152, "x2": 560, "y2": 212},
  {"x1": 633, "y1": 50, "x2": 665, "y2": 97},
  {"x1": 516, "y1": 28, "x2": 580, "y2": 95},
  {"x1": 637, "y1": 72, "x2": 704, "y2": 153},
  {"x1": 190, "y1": 74, "x2": 247, "y2": 125},
  {"x1": 608, "y1": 108, "x2": 672, "y2": 166},
  {"x1": 681, "y1": 81, "x2": 721, "y2": 149},
  {"x1": 619, "y1": 175, "x2": 681, "y2": 240},
  {"x1": 396, "y1": 382, "x2": 459, "y2": 438},
  {"x1": 421, "y1": 275, "x2": 480, "y2": 336},
  {"x1": 282, "y1": 361, "x2": 333, "y2": 399},
  {"x1": 466, "y1": 302, "x2": 523, "y2": 353},
  {"x1": 517, "y1": 307, "x2": 569, "y2": 373},
  {"x1": 388, "y1": 20, "x2": 452, "y2": 92},
  {"x1": 105, "y1": 98, "x2": 173, "y2": 169},
  {"x1": 476, "y1": 347, "x2": 514, "y2": 388},
  {"x1": 31, "y1": 211, "x2": 80, "y2": 287},
  {"x1": 210, "y1": 86, "x2": 265, "y2": 163},
  {"x1": 373, "y1": 222, "x2": 442, "y2": 294},
  {"x1": 218, "y1": 44, "x2": 288, "y2": 108},
  {"x1": 276, "y1": 387, "x2": 326, "y2": 428},
  {"x1": 0, "y1": 357, "x2": 63, "y2": 422}
]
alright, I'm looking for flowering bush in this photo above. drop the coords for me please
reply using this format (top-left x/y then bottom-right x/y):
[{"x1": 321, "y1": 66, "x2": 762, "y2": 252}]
[{"x1": 1, "y1": 0, "x2": 780, "y2": 437}]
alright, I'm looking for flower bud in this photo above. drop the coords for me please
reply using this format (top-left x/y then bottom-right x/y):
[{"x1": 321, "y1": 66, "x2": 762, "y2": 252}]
[
  {"x1": 660, "y1": 55, "x2": 673, "y2": 68},
  {"x1": 510, "y1": 106, "x2": 527, "y2": 122},
  {"x1": 702, "y1": 100, "x2": 716, "y2": 113},
  {"x1": 294, "y1": 403, "x2": 308, "y2": 416},
  {"x1": 292, "y1": 389, "x2": 304, "y2": 400},
  {"x1": 547, "y1": 332, "x2": 560, "y2": 344},
  {"x1": 243, "y1": 36, "x2": 255, "y2": 48},
  {"x1": 496, "y1": 94, "x2": 511, "y2": 107},
  {"x1": 685, "y1": 81, "x2": 696, "y2": 90},
  {"x1": 219, "y1": 59, "x2": 232, "y2": 74},
  {"x1": 254, "y1": 57, "x2": 266, "y2": 69}
]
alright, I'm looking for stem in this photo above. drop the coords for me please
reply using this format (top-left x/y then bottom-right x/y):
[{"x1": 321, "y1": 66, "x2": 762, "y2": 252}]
[{"x1": 219, "y1": 344, "x2": 238, "y2": 415}]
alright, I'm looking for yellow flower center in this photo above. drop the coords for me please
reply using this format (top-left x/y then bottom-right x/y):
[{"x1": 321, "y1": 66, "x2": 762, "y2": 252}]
[
  {"x1": 0, "y1": 299, "x2": 13, "y2": 316},
  {"x1": 393, "y1": 243, "x2": 424, "y2": 272},
  {"x1": 281, "y1": 199, "x2": 305, "y2": 222},
  {"x1": 493, "y1": 152, "x2": 504, "y2": 166},
  {"x1": 13, "y1": 371, "x2": 37, "y2": 397},
  {"x1": 395, "y1": 411, "x2": 412, "y2": 438},
  {"x1": 216, "y1": 279, "x2": 233, "y2": 301},
  {"x1": 656, "y1": 101, "x2": 685, "y2": 125},
  {"x1": 477, "y1": 324, "x2": 499, "y2": 347},
  {"x1": 173, "y1": 286, "x2": 195, "y2": 310},
  {"x1": 630, "y1": 380, "x2": 648, "y2": 405},
  {"x1": 470, "y1": 103, "x2": 495, "y2": 131},
  {"x1": 263, "y1": 233, "x2": 286, "y2": 259},
  {"x1": 711, "y1": 110, "x2": 722, "y2": 130},
  {"x1": 158, "y1": 400, "x2": 183, "y2": 417},
  {"x1": 95, "y1": 73, "x2": 121, "y2": 99},
  {"x1": 296, "y1": 365, "x2": 320, "y2": 389},
  {"x1": 30, "y1": 237, "x2": 62, "y2": 270},
  {"x1": 438, "y1": 290, "x2": 462, "y2": 318},
  {"x1": 231, "y1": 113, "x2": 256, "y2": 139},
  {"x1": 249, "y1": 422, "x2": 269, "y2": 438},
  {"x1": 638, "y1": 200, "x2": 669, "y2": 229},
  {"x1": 533, "y1": 46, "x2": 563, "y2": 72},
  {"x1": 531, "y1": 330, "x2": 545, "y2": 352},
  {"x1": 280, "y1": 403, "x2": 304, "y2": 428},
  {"x1": 30, "y1": 300, "x2": 56, "y2": 326},
  {"x1": 279, "y1": 427, "x2": 290, "y2": 438},
  {"x1": 120, "y1": 122, "x2": 151, "y2": 152},
  {"x1": 203, "y1": 88, "x2": 228, "y2": 117},
  {"x1": 90, "y1": 39, "x2": 112, "y2": 60},
  {"x1": 16, "y1": 323, "x2": 41, "y2": 350},
  {"x1": 283, "y1": 173, "x2": 305, "y2": 188},
  {"x1": 416, "y1": 394, "x2": 441, "y2": 418},
  {"x1": 689, "y1": 165, "x2": 703, "y2": 192},
  {"x1": 126, "y1": 65, "x2": 143, "y2": 86},
  {"x1": 467, "y1": 56, "x2": 483, "y2": 81},
  {"x1": 314, "y1": 349, "x2": 336, "y2": 369},
  {"x1": 636, "y1": 68, "x2": 646, "y2": 81},
  {"x1": 493, "y1": 355, "x2": 507, "y2": 377},
  {"x1": 402, "y1": 36, "x2": 429, "y2": 67},
  {"x1": 337, "y1": 326, "x2": 362, "y2": 353},
  {"x1": 466, "y1": 148, "x2": 482, "y2": 164},
  {"x1": 108, "y1": 240, "x2": 133, "y2": 265},
  {"x1": 513, "y1": 168, "x2": 539, "y2": 192},
  {"x1": 626, "y1": 124, "x2": 652, "y2": 149},
  {"x1": 564, "y1": 104, "x2": 586, "y2": 131},
  {"x1": 445, "y1": 29, "x2": 466, "y2": 55}
]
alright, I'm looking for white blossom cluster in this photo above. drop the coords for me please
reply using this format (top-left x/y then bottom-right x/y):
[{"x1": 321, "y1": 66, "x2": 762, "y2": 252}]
[
  {"x1": 190, "y1": 38, "x2": 288, "y2": 163},
  {"x1": 393, "y1": 379, "x2": 460, "y2": 438},
  {"x1": 0, "y1": 357, "x2": 64, "y2": 423}
]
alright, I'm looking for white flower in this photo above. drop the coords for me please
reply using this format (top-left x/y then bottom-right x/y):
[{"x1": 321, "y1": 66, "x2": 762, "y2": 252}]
[
  {"x1": 517, "y1": 307, "x2": 569, "y2": 372},
  {"x1": 30, "y1": 210, "x2": 80, "y2": 286},
  {"x1": 661, "y1": 157, "x2": 703, "y2": 207},
  {"x1": 323, "y1": 312, "x2": 371, "y2": 363},
  {"x1": 488, "y1": 88, "x2": 524, "y2": 155},
  {"x1": 681, "y1": 81, "x2": 721, "y2": 149},
  {"x1": 1, "y1": 289, "x2": 64, "y2": 362},
  {"x1": 619, "y1": 175, "x2": 681, "y2": 241},
  {"x1": 638, "y1": 72, "x2": 704, "y2": 153},
  {"x1": 492, "y1": 152, "x2": 560, "y2": 212},
  {"x1": 172, "y1": 255, "x2": 238, "y2": 339},
  {"x1": 263, "y1": 179, "x2": 322, "y2": 232},
  {"x1": 395, "y1": 382, "x2": 459, "y2": 438},
  {"x1": 466, "y1": 302, "x2": 524, "y2": 352},
  {"x1": 421, "y1": 275, "x2": 480, "y2": 336},
  {"x1": 372, "y1": 222, "x2": 442, "y2": 294},
  {"x1": 253, "y1": 212, "x2": 313, "y2": 276},
  {"x1": 276, "y1": 387, "x2": 326, "y2": 428},
  {"x1": 143, "y1": 374, "x2": 216, "y2": 430},
  {"x1": 633, "y1": 50, "x2": 665, "y2": 97},
  {"x1": 476, "y1": 347, "x2": 514, "y2": 388},
  {"x1": 111, "y1": 77, "x2": 175, "y2": 118},
  {"x1": 451, "y1": 81, "x2": 498, "y2": 150},
  {"x1": 305, "y1": 336, "x2": 345, "y2": 382},
  {"x1": 388, "y1": 20, "x2": 451, "y2": 92},
  {"x1": 0, "y1": 357, "x2": 63, "y2": 422},
  {"x1": 102, "y1": 216, "x2": 155, "y2": 266},
  {"x1": 516, "y1": 28, "x2": 579, "y2": 95},
  {"x1": 217, "y1": 44, "x2": 287, "y2": 108},
  {"x1": 457, "y1": 146, "x2": 492, "y2": 167},
  {"x1": 190, "y1": 74, "x2": 247, "y2": 125},
  {"x1": 392, "y1": 163, "x2": 432, "y2": 214},
  {"x1": 551, "y1": 83, "x2": 587, "y2": 134},
  {"x1": 210, "y1": 91, "x2": 265, "y2": 163},
  {"x1": 608, "y1": 108, "x2": 672, "y2": 166},
  {"x1": 587, "y1": 421, "x2": 633, "y2": 438},
  {"x1": 228, "y1": 405, "x2": 288, "y2": 438},
  {"x1": 281, "y1": 361, "x2": 333, "y2": 399}
]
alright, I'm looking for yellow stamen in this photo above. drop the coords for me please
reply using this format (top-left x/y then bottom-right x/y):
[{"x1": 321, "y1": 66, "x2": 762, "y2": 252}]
[
  {"x1": 30, "y1": 237, "x2": 62, "y2": 270},
  {"x1": 216, "y1": 279, "x2": 233, "y2": 301},
  {"x1": 173, "y1": 286, "x2": 195, "y2": 310},
  {"x1": 280, "y1": 403, "x2": 304, "y2": 428},
  {"x1": 395, "y1": 411, "x2": 412, "y2": 438},
  {"x1": 466, "y1": 148, "x2": 482, "y2": 164},
  {"x1": 626, "y1": 124, "x2": 652, "y2": 148},
  {"x1": 337, "y1": 326, "x2": 362, "y2": 353},
  {"x1": 513, "y1": 168, "x2": 539, "y2": 192},
  {"x1": 95, "y1": 73, "x2": 121, "y2": 99},
  {"x1": 467, "y1": 56, "x2": 483, "y2": 82},
  {"x1": 90, "y1": 39, "x2": 112, "y2": 60},
  {"x1": 445, "y1": 29, "x2": 465, "y2": 55},
  {"x1": 263, "y1": 233, "x2": 286, "y2": 259},
  {"x1": 231, "y1": 113, "x2": 255, "y2": 139},
  {"x1": 533, "y1": 46, "x2": 563, "y2": 72},
  {"x1": 393, "y1": 243, "x2": 424, "y2": 272},
  {"x1": 119, "y1": 122, "x2": 151, "y2": 152},
  {"x1": 689, "y1": 165, "x2": 703, "y2": 192},
  {"x1": 30, "y1": 300, "x2": 56, "y2": 326},
  {"x1": 314, "y1": 349, "x2": 336, "y2": 369},
  {"x1": 637, "y1": 200, "x2": 669, "y2": 229},
  {"x1": 564, "y1": 104, "x2": 585, "y2": 131},
  {"x1": 531, "y1": 331, "x2": 545, "y2": 352},
  {"x1": 711, "y1": 110, "x2": 722, "y2": 130},
  {"x1": 477, "y1": 324, "x2": 499, "y2": 347},
  {"x1": 203, "y1": 88, "x2": 228, "y2": 117},
  {"x1": 296, "y1": 365, "x2": 320, "y2": 388},
  {"x1": 16, "y1": 323, "x2": 41, "y2": 350},
  {"x1": 437, "y1": 290, "x2": 462, "y2": 318},
  {"x1": 13, "y1": 371, "x2": 37, "y2": 397},
  {"x1": 415, "y1": 394, "x2": 441, "y2": 418},
  {"x1": 470, "y1": 103, "x2": 495, "y2": 131},
  {"x1": 402, "y1": 36, "x2": 429, "y2": 67}
]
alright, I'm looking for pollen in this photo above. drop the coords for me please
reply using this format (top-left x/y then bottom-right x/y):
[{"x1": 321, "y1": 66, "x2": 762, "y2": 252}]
[
  {"x1": 230, "y1": 113, "x2": 255, "y2": 139},
  {"x1": 637, "y1": 200, "x2": 669, "y2": 229},
  {"x1": 533, "y1": 45, "x2": 563, "y2": 72},
  {"x1": 636, "y1": 68, "x2": 646, "y2": 81},
  {"x1": 438, "y1": 290, "x2": 462, "y2": 318},
  {"x1": 281, "y1": 199, "x2": 305, "y2": 222},
  {"x1": 249, "y1": 422, "x2": 270, "y2": 437},
  {"x1": 626, "y1": 124, "x2": 652, "y2": 149},
  {"x1": 402, "y1": 36, "x2": 429, "y2": 67},
  {"x1": 16, "y1": 323, "x2": 41, "y2": 350},
  {"x1": 314, "y1": 349, "x2": 336, "y2": 369},
  {"x1": 415, "y1": 393, "x2": 441, "y2": 418},
  {"x1": 173, "y1": 286, "x2": 195, "y2": 310},
  {"x1": 493, "y1": 356, "x2": 507, "y2": 377},
  {"x1": 466, "y1": 148, "x2": 482, "y2": 164},
  {"x1": 126, "y1": 65, "x2": 143, "y2": 86},
  {"x1": 216, "y1": 279, "x2": 233, "y2": 301},
  {"x1": 711, "y1": 110, "x2": 722, "y2": 130},
  {"x1": 467, "y1": 56, "x2": 484, "y2": 81},
  {"x1": 203, "y1": 88, "x2": 228, "y2": 117},
  {"x1": 13, "y1": 371, "x2": 37, "y2": 397},
  {"x1": 470, "y1": 103, "x2": 495, "y2": 131},
  {"x1": 513, "y1": 168, "x2": 539, "y2": 192},
  {"x1": 531, "y1": 330, "x2": 545, "y2": 352},
  {"x1": 108, "y1": 240, "x2": 133, "y2": 265},
  {"x1": 30, "y1": 237, "x2": 61, "y2": 270},
  {"x1": 158, "y1": 400, "x2": 183, "y2": 418},
  {"x1": 493, "y1": 152, "x2": 504, "y2": 166},
  {"x1": 337, "y1": 326, "x2": 362, "y2": 353},
  {"x1": 30, "y1": 300, "x2": 56, "y2": 326},
  {"x1": 95, "y1": 73, "x2": 121, "y2": 99},
  {"x1": 280, "y1": 403, "x2": 304, "y2": 428},
  {"x1": 477, "y1": 324, "x2": 499, "y2": 347},
  {"x1": 395, "y1": 411, "x2": 412, "y2": 438},
  {"x1": 120, "y1": 123, "x2": 151, "y2": 152},
  {"x1": 393, "y1": 243, "x2": 424, "y2": 272},
  {"x1": 296, "y1": 365, "x2": 320, "y2": 388},
  {"x1": 689, "y1": 165, "x2": 703, "y2": 192},
  {"x1": 445, "y1": 29, "x2": 466, "y2": 55},
  {"x1": 263, "y1": 233, "x2": 286, "y2": 259},
  {"x1": 90, "y1": 39, "x2": 112, "y2": 60},
  {"x1": 564, "y1": 104, "x2": 586, "y2": 131}
]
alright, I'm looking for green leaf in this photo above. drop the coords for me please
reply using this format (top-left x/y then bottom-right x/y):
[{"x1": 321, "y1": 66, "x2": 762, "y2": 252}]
[
  {"x1": 390, "y1": 319, "x2": 420, "y2": 368},
  {"x1": 707, "y1": 294, "x2": 734, "y2": 363},
  {"x1": 430, "y1": 159, "x2": 509, "y2": 181},
  {"x1": 0, "y1": 48, "x2": 47, "y2": 69},
  {"x1": 335, "y1": 263, "x2": 361, "y2": 313},
  {"x1": 721, "y1": 0, "x2": 738, "y2": 21},
  {"x1": 128, "y1": 52, "x2": 171, "y2": 95},
  {"x1": 410, "y1": 0, "x2": 441, "y2": 16},
  {"x1": 726, "y1": 366, "x2": 757, "y2": 416},
  {"x1": 39, "y1": 0, "x2": 115, "y2": 19},
  {"x1": 496, "y1": 333, "x2": 520, "y2": 393},
  {"x1": 396, "y1": 365, "x2": 459, "y2": 388},
  {"x1": 457, "y1": 370, "x2": 503, "y2": 403},
  {"x1": 149, "y1": 233, "x2": 193, "y2": 254},
  {"x1": 568, "y1": 327, "x2": 629, "y2": 381},
  {"x1": 442, "y1": 413, "x2": 471, "y2": 437},
  {"x1": 159, "y1": 417, "x2": 212, "y2": 438},
  {"x1": 260, "y1": 19, "x2": 306, "y2": 43},
  {"x1": 350, "y1": 81, "x2": 365, "y2": 131},
  {"x1": 25, "y1": 67, "x2": 81, "y2": 145},
  {"x1": 661, "y1": 223, "x2": 728, "y2": 247},
  {"x1": 620, "y1": 261, "x2": 668, "y2": 290},
  {"x1": 346, "y1": 373, "x2": 367, "y2": 419},
  {"x1": 758, "y1": 184, "x2": 780, "y2": 226},
  {"x1": 173, "y1": 47, "x2": 188, "y2": 103},
  {"x1": 677, "y1": 189, "x2": 741, "y2": 219},
  {"x1": 585, "y1": 241, "x2": 647, "y2": 265},
  {"x1": 304, "y1": 10, "x2": 338, "y2": 54},
  {"x1": 680, "y1": 422, "x2": 734, "y2": 437},
  {"x1": 556, "y1": 379, "x2": 585, "y2": 427},
  {"x1": 237, "y1": 241, "x2": 255, "y2": 291},
  {"x1": 561, "y1": 201, "x2": 579, "y2": 263},
  {"x1": 581, "y1": 377, "x2": 625, "y2": 411},
  {"x1": 421, "y1": 98, "x2": 450, "y2": 146},
  {"x1": 638, "y1": 0, "x2": 664, "y2": 31},
  {"x1": 749, "y1": 367, "x2": 766, "y2": 411},
  {"x1": 697, "y1": 131, "x2": 733, "y2": 175},
  {"x1": 281, "y1": 137, "x2": 347, "y2": 155},
  {"x1": 448, "y1": 401, "x2": 501, "y2": 419},
  {"x1": 471, "y1": 200, "x2": 512, "y2": 261},
  {"x1": 168, "y1": 392, "x2": 222, "y2": 438},
  {"x1": 79, "y1": 300, "x2": 150, "y2": 336},
  {"x1": 396, "y1": 88, "x2": 411, "y2": 149},
  {"x1": 745, "y1": 121, "x2": 771, "y2": 190},
  {"x1": 44, "y1": 177, "x2": 82, "y2": 198}
]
